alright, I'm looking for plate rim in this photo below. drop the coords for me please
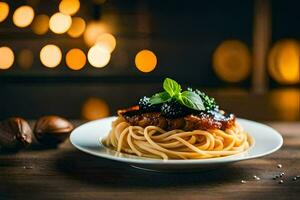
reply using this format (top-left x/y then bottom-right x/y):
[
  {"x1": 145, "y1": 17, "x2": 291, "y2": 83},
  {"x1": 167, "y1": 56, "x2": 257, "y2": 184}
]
[{"x1": 70, "y1": 117, "x2": 283, "y2": 165}]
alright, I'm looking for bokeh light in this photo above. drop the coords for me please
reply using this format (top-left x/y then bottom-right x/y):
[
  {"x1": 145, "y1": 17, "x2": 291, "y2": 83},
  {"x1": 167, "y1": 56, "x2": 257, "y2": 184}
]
[
  {"x1": 88, "y1": 45, "x2": 111, "y2": 68},
  {"x1": 0, "y1": 47, "x2": 14, "y2": 70},
  {"x1": 49, "y1": 12, "x2": 72, "y2": 34},
  {"x1": 40, "y1": 44, "x2": 62, "y2": 68},
  {"x1": 13, "y1": 6, "x2": 35, "y2": 28},
  {"x1": 18, "y1": 49, "x2": 34, "y2": 69},
  {"x1": 270, "y1": 89, "x2": 300, "y2": 121},
  {"x1": 84, "y1": 21, "x2": 108, "y2": 46},
  {"x1": 67, "y1": 17, "x2": 86, "y2": 38},
  {"x1": 66, "y1": 48, "x2": 86, "y2": 70},
  {"x1": 268, "y1": 39, "x2": 300, "y2": 84},
  {"x1": 96, "y1": 33, "x2": 116, "y2": 53},
  {"x1": 213, "y1": 40, "x2": 251, "y2": 83},
  {"x1": 0, "y1": 2, "x2": 9, "y2": 23},
  {"x1": 31, "y1": 14, "x2": 49, "y2": 35},
  {"x1": 135, "y1": 49, "x2": 157, "y2": 73},
  {"x1": 59, "y1": 0, "x2": 80, "y2": 16},
  {"x1": 81, "y1": 97, "x2": 109, "y2": 120}
]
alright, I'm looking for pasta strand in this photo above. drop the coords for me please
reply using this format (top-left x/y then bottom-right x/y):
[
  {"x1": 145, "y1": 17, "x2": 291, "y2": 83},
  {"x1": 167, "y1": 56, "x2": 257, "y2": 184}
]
[{"x1": 103, "y1": 117, "x2": 252, "y2": 160}]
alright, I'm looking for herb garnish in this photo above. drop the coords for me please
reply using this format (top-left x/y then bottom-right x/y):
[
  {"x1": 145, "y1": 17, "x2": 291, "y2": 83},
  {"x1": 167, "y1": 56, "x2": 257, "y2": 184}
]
[{"x1": 149, "y1": 78, "x2": 205, "y2": 111}]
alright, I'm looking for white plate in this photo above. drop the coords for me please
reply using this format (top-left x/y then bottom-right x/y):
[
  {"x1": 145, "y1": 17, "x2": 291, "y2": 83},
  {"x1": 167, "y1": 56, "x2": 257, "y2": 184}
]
[{"x1": 70, "y1": 117, "x2": 283, "y2": 171}]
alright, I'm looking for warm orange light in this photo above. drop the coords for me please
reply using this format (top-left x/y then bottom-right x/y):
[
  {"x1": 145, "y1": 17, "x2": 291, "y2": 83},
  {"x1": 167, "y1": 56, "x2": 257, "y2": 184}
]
[
  {"x1": 0, "y1": 46, "x2": 14, "y2": 70},
  {"x1": 270, "y1": 89, "x2": 300, "y2": 121},
  {"x1": 81, "y1": 97, "x2": 110, "y2": 120},
  {"x1": 88, "y1": 45, "x2": 111, "y2": 68},
  {"x1": 66, "y1": 48, "x2": 86, "y2": 70},
  {"x1": 67, "y1": 17, "x2": 86, "y2": 38},
  {"x1": 40, "y1": 44, "x2": 62, "y2": 68},
  {"x1": 278, "y1": 44, "x2": 299, "y2": 83},
  {"x1": 18, "y1": 49, "x2": 33, "y2": 69},
  {"x1": 59, "y1": 0, "x2": 80, "y2": 16},
  {"x1": 268, "y1": 39, "x2": 300, "y2": 84},
  {"x1": 49, "y1": 12, "x2": 72, "y2": 34},
  {"x1": 31, "y1": 14, "x2": 49, "y2": 35},
  {"x1": 0, "y1": 2, "x2": 9, "y2": 22},
  {"x1": 13, "y1": 6, "x2": 35, "y2": 28},
  {"x1": 135, "y1": 50, "x2": 157, "y2": 73},
  {"x1": 84, "y1": 21, "x2": 107, "y2": 46},
  {"x1": 96, "y1": 33, "x2": 116, "y2": 53},
  {"x1": 213, "y1": 40, "x2": 251, "y2": 83}
]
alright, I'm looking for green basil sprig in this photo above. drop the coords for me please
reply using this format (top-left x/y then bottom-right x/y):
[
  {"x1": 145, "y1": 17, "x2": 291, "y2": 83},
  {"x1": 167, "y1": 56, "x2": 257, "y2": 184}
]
[
  {"x1": 163, "y1": 77, "x2": 182, "y2": 96},
  {"x1": 149, "y1": 91, "x2": 170, "y2": 104},
  {"x1": 149, "y1": 78, "x2": 205, "y2": 111}
]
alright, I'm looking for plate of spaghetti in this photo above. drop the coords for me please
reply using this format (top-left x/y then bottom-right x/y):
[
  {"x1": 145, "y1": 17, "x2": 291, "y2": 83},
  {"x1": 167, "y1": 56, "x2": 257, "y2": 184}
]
[{"x1": 70, "y1": 78, "x2": 283, "y2": 171}]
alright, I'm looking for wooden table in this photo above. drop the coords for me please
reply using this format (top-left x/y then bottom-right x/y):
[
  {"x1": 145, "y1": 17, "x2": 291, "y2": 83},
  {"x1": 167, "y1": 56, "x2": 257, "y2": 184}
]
[{"x1": 0, "y1": 121, "x2": 299, "y2": 200}]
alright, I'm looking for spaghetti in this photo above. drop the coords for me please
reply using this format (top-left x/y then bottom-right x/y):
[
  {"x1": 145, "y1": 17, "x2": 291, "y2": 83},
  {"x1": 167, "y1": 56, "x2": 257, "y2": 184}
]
[{"x1": 103, "y1": 116, "x2": 252, "y2": 160}]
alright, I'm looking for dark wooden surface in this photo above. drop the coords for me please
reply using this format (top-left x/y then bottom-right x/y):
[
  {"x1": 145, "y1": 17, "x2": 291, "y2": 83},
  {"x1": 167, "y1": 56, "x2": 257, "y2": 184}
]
[{"x1": 0, "y1": 121, "x2": 299, "y2": 200}]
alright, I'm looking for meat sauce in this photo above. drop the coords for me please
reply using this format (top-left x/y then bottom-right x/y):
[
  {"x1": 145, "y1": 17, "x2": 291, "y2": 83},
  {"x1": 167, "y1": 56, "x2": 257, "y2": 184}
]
[{"x1": 118, "y1": 106, "x2": 235, "y2": 131}]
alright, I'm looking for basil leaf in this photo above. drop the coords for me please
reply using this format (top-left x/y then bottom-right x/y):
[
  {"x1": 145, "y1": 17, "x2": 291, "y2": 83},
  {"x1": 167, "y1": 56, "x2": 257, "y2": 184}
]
[
  {"x1": 163, "y1": 78, "x2": 182, "y2": 97},
  {"x1": 180, "y1": 91, "x2": 205, "y2": 111},
  {"x1": 149, "y1": 92, "x2": 171, "y2": 104}
]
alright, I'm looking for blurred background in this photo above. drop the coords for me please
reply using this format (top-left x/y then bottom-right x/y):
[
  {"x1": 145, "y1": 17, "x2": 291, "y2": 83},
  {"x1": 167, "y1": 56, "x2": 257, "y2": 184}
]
[{"x1": 0, "y1": 0, "x2": 299, "y2": 121}]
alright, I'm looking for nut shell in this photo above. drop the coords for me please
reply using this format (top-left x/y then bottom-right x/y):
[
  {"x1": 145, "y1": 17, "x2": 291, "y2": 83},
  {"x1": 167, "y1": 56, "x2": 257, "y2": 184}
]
[
  {"x1": 0, "y1": 117, "x2": 32, "y2": 152},
  {"x1": 34, "y1": 115, "x2": 74, "y2": 146}
]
